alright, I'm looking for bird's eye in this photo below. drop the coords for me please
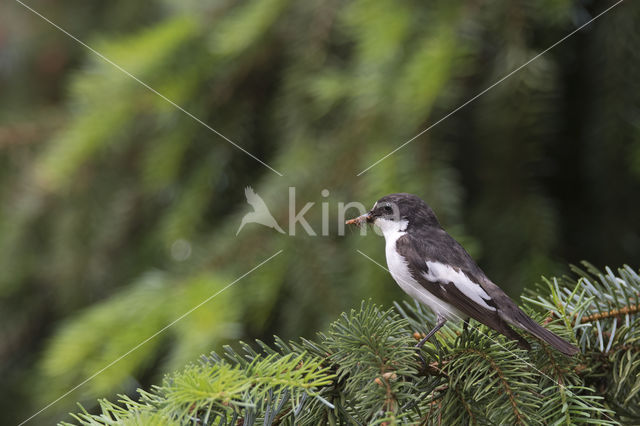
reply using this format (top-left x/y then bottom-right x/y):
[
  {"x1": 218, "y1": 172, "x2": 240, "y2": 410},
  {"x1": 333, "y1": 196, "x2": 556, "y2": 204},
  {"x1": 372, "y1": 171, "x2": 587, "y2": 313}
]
[{"x1": 384, "y1": 205, "x2": 393, "y2": 213}]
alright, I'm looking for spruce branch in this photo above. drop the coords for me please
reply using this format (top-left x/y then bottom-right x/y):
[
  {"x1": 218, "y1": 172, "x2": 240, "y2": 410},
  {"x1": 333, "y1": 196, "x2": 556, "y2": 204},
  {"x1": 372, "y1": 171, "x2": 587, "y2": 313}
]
[
  {"x1": 63, "y1": 264, "x2": 638, "y2": 425},
  {"x1": 580, "y1": 304, "x2": 640, "y2": 323}
]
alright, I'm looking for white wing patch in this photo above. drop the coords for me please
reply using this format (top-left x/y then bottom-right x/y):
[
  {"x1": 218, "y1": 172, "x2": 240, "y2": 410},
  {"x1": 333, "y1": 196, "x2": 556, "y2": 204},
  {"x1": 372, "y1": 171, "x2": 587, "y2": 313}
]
[
  {"x1": 423, "y1": 261, "x2": 496, "y2": 311},
  {"x1": 381, "y1": 225, "x2": 463, "y2": 320}
]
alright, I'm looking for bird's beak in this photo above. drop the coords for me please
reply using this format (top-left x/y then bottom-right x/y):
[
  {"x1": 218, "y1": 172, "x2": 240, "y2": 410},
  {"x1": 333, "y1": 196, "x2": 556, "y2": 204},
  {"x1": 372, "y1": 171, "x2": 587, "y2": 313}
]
[{"x1": 345, "y1": 212, "x2": 372, "y2": 226}]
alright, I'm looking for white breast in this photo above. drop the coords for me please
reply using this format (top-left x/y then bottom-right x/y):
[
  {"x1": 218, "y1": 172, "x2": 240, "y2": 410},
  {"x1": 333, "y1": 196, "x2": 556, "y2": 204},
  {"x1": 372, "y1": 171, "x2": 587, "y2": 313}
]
[{"x1": 375, "y1": 218, "x2": 463, "y2": 321}]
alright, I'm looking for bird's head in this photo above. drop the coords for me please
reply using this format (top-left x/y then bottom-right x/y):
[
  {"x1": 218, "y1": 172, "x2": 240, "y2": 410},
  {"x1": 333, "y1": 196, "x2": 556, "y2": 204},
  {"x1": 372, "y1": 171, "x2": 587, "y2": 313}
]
[{"x1": 345, "y1": 193, "x2": 441, "y2": 236}]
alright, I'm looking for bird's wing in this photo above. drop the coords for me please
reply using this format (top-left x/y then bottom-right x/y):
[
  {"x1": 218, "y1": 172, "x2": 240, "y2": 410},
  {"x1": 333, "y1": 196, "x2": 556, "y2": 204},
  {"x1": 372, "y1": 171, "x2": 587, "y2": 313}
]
[
  {"x1": 401, "y1": 229, "x2": 520, "y2": 310},
  {"x1": 396, "y1": 233, "x2": 531, "y2": 349},
  {"x1": 397, "y1": 230, "x2": 578, "y2": 355},
  {"x1": 244, "y1": 186, "x2": 270, "y2": 211}
]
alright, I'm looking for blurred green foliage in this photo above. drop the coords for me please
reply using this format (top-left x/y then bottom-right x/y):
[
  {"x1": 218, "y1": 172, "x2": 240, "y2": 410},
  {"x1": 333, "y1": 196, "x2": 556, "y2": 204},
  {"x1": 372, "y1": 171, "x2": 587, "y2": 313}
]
[{"x1": 1, "y1": 0, "x2": 639, "y2": 424}]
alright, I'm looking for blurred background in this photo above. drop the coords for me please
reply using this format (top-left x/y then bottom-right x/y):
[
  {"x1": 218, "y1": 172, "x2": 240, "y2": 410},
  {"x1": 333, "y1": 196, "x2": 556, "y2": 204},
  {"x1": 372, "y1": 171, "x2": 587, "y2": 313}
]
[{"x1": 1, "y1": 0, "x2": 639, "y2": 423}]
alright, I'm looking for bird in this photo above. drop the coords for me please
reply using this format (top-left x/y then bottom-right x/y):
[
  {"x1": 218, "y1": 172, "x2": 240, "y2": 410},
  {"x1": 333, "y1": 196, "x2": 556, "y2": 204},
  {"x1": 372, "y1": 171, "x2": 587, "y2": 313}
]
[
  {"x1": 236, "y1": 186, "x2": 285, "y2": 235},
  {"x1": 346, "y1": 193, "x2": 578, "y2": 356}
]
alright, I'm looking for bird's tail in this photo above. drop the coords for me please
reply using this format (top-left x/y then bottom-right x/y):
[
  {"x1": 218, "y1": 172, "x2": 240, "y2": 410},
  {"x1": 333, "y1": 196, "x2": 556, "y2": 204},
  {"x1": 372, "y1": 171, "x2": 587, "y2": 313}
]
[
  {"x1": 512, "y1": 311, "x2": 579, "y2": 356},
  {"x1": 492, "y1": 320, "x2": 531, "y2": 351}
]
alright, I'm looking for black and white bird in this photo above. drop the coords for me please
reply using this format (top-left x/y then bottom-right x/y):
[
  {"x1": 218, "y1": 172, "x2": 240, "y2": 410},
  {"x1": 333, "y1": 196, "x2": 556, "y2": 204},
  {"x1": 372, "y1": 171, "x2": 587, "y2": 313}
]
[{"x1": 346, "y1": 193, "x2": 578, "y2": 356}]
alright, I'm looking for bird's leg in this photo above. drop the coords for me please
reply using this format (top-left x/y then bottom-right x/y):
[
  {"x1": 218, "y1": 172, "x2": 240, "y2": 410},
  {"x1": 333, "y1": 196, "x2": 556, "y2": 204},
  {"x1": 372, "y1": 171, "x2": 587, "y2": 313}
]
[
  {"x1": 415, "y1": 315, "x2": 447, "y2": 370},
  {"x1": 416, "y1": 315, "x2": 448, "y2": 349},
  {"x1": 462, "y1": 317, "x2": 469, "y2": 334},
  {"x1": 458, "y1": 317, "x2": 470, "y2": 347}
]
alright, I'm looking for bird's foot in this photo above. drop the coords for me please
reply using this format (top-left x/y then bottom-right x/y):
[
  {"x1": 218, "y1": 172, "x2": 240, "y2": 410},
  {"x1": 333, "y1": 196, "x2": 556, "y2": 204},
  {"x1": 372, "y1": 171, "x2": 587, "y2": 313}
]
[
  {"x1": 413, "y1": 317, "x2": 447, "y2": 373},
  {"x1": 414, "y1": 345, "x2": 427, "y2": 372}
]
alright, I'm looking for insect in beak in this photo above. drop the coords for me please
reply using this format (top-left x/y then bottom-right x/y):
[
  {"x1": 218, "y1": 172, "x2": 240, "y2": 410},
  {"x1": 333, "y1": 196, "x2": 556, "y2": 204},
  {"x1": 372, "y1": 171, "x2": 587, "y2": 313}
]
[{"x1": 345, "y1": 213, "x2": 372, "y2": 226}]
